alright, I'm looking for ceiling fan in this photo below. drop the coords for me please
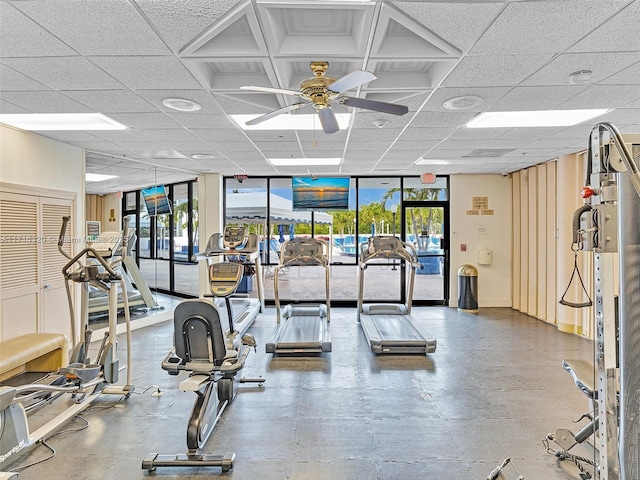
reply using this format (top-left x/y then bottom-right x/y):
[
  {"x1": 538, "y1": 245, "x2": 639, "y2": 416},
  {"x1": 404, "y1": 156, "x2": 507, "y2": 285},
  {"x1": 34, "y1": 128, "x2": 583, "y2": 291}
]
[{"x1": 240, "y1": 61, "x2": 409, "y2": 134}]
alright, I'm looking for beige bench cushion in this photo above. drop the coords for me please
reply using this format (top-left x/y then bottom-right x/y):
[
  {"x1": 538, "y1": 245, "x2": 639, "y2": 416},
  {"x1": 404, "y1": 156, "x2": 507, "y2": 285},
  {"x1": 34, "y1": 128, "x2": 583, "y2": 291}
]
[{"x1": 0, "y1": 333, "x2": 67, "y2": 381}]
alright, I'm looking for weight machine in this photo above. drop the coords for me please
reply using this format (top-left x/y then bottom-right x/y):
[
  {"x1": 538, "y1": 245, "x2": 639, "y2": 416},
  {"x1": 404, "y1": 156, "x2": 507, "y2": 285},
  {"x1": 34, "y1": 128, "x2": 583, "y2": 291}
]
[{"x1": 546, "y1": 123, "x2": 640, "y2": 480}]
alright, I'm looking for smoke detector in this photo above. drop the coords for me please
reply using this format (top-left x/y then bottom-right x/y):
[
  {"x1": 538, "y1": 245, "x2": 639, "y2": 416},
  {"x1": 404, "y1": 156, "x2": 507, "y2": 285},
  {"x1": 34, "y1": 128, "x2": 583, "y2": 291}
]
[
  {"x1": 443, "y1": 95, "x2": 483, "y2": 110},
  {"x1": 570, "y1": 69, "x2": 593, "y2": 85}
]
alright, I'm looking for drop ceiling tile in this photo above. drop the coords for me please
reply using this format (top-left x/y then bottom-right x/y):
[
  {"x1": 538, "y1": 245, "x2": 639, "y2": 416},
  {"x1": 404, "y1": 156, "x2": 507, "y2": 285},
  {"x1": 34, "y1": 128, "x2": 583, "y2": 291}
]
[
  {"x1": 135, "y1": 129, "x2": 201, "y2": 142},
  {"x1": 521, "y1": 52, "x2": 640, "y2": 87},
  {"x1": 205, "y1": 141, "x2": 260, "y2": 153},
  {"x1": 90, "y1": 56, "x2": 202, "y2": 90},
  {"x1": 596, "y1": 108, "x2": 640, "y2": 126},
  {"x1": 134, "y1": 0, "x2": 242, "y2": 53},
  {"x1": 521, "y1": 138, "x2": 585, "y2": 150},
  {"x1": 167, "y1": 113, "x2": 233, "y2": 129},
  {"x1": 410, "y1": 110, "x2": 476, "y2": 128},
  {"x1": 619, "y1": 124, "x2": 640, "y2": 134},
  {"x1": 66, "y1": 140, "x2": 125, "y2": 151},
  {"x1": 108, "y1": 112, "x2": 181, "y2": 129},
  {"x1": 0, "y1": 2, "x2": 76, "y2": 57},
  {"x1": 0, "y1": 57, "x2": 124, "y2": 90},
  {"x1": 136, "y1": 89, "x2": 224, "y2": 114},
  {"x1": 449, "y1": 127, "x2": 506, "y2": 140},
  {"x1": 63, "y1": 90, "x2": 157, "y2": 113},
  {"x1": 442, "y1": 54, "x2": 552, "y2": 88},
  {"x1": 401, "y1": 126, "x2": 457, "y2": 141},
  {"x1": 297, "y1": 130, "x2": 348, "y2": 143},
  {"x1": 424, "y1": 86, "x2": 510, "y2": 112},
  {"x1": 348, "y1": 128, "x2": 404, "y2": 143},
  {"x1": 213, "y1": 93, "x2": 282, "y2": 113},
  {"x1": 490, "y1": 85, "x2": 590, "y2": 111},
  {"x1": 568, "y1": 1, "x2": 640, "y2": 53},
  {"x1": 13, "y1": 0, "x2": 171, "y2": 56},
  {"x1": 392, "y1": 2, "x2": 503, "y2": 53},
  {"x1": 469, "y1": 1, "x2": 625, "y2": 54},
  {"x1": 559, "y1": 85, "x2": 640, "y2": 109},
  {"x1": 350, "y1": 111, "x2": 412, "y2": 129},
  {"x1": 0, "y1": 99, "x2": 29, "y2": 114},
  {"x1": 0, "y1": 65, "x2": 50, "y2": 91},
  {"x1": 194, "y1": 129, "x2": 249, "y2": 143},
  {"x1": 91, "y1": 130, "x2": 162, "y2": 143},
  {"x1": 0, "y1": 90, "x2": 92, "y2": 113},
  {"x1": 244, "y1": 131, "x2": 297, "y2": 142},
  {"x1": 601, "y1": 61, "x2": 640, "y2": 86},
  {"x1": 441, "y1": 138, "x2": 533, "y2": 151},
  {"x1": 499, "y1": 127, "x2": 562, "y2": 140},
  {"x1": 39, "y1": 131, "x2": 104, "y2": 143},
  {"x1": 549, "y1": 124, "x2": 598, "y2": 140}
]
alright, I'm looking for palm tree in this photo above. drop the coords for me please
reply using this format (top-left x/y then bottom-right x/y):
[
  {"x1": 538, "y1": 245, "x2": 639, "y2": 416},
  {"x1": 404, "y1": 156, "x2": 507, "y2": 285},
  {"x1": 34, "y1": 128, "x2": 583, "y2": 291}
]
[{"x1": 381, "y1": 187, "x2": 443, "y2": 250}]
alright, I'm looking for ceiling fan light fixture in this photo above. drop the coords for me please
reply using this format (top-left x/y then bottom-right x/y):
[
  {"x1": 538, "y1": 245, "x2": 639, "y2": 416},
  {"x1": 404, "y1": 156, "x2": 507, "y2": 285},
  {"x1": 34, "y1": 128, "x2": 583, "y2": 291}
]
[
  {"x1": 443, "y1": 95, "x2": 483, "y2": 110},
  {"x1": 162, "y1": 98, "x2": 202, "y2": 112}
]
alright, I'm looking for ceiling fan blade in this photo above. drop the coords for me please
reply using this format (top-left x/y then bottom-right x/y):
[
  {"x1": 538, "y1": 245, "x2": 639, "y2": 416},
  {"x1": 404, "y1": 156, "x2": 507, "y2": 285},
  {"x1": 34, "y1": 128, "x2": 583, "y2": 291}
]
[
  {"x1": 240, "y1": 85, "x2": 302, "y2": 97},
  {"x1": 327, "y1": 70, "x2": 376, "y2": 94},
  {"x1": 340, "y1": 96, "x2": 409, "y2": 116},
  {"x1": 245, "y1": 102, "x2": 309, "y2": 126},
  {"x1": 317, "y1": 108, "x2": 340, "y2": 134}
]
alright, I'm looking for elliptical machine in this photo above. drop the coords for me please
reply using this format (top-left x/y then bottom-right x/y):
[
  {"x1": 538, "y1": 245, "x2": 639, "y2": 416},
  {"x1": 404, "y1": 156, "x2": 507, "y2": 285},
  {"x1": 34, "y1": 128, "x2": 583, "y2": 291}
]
[
  {"x1": 0, "y1": 216, "x2": 134, "y2": 475},
  {"x1": 142, "y1": 261, "x2": 264, "y2": 473}
]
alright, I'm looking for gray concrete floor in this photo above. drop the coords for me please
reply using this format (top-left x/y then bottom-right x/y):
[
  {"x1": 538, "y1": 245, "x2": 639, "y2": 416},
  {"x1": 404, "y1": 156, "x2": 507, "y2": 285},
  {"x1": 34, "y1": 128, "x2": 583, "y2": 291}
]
[{"x1": 7, "y1": 305, "x2": 598, "y2": 480}]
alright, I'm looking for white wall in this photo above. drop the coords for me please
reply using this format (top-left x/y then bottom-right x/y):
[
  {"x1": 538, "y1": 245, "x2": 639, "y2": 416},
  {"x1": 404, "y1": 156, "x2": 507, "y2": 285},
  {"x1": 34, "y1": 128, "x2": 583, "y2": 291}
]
[
  {"x1": 0, "y1": 124, "x2": 85, "y2": 338},
  {"x1": 0, "y1": 125, "x2": 85, "y2": 228},
  {"x1": 449, "y1": 174, "x2": 512, "y2": 308}
]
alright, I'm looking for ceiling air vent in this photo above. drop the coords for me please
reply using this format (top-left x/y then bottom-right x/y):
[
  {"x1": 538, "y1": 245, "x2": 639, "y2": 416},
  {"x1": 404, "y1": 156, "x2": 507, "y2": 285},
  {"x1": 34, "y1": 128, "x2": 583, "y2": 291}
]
[{"x1": 463, "y1": 149, "x2": 515, "y2": 157}]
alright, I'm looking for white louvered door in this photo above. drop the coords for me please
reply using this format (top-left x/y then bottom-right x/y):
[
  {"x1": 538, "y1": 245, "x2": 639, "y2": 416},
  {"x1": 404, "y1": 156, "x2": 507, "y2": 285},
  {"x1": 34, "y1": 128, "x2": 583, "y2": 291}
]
[
  {"x1": 40, "y1": 199, "x2": 73, "y2": 341},
  {"x1": 0, "y1": 190, "x2": 74, "y2": 342}
]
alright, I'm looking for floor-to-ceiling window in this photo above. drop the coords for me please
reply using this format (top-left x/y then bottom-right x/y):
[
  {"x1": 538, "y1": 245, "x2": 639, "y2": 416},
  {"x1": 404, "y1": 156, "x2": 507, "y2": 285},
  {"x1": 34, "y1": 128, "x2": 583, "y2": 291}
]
[
  {"x1": 122, "y1": 179, "x2": 199, "y2": 297},
  {"x1": 221, "y1": 175, "x2": 449, "y2": 306}
]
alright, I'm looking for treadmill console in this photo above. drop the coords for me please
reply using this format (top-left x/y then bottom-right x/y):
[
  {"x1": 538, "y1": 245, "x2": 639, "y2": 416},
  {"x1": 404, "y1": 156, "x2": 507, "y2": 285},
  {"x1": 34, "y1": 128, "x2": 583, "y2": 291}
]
[
  {"x1": 223, "y1": 226, "x2": 247, "y2": 249},
  {"x1": 208, "y1": 262, "x2": 243, "y2": 297}
]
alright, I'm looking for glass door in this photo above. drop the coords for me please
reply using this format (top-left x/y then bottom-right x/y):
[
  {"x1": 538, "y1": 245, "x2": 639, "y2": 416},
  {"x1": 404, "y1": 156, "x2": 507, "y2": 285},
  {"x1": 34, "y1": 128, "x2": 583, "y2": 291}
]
[{"x1": 402, "y1": 202, "x2": 449, "y2": 305}]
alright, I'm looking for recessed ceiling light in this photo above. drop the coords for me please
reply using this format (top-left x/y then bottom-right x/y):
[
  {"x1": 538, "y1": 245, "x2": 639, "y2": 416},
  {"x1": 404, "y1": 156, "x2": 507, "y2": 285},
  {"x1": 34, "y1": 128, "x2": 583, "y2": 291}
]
[
  {"x1": 162, "y1": 98, "x2": 202, "y2": 112},
  {"x1": 416, "y1": 159, "x2": 451, "y2": 165},
  {"x1": 269, "y1": 158, "x2": 342, "y2": 166},
  {"x1": 0, "y1": 113, "x2": 127, "y2": 131},
  {"x1": 466, "y1": 109, "x2": 610, "y2": 128},
  {"x1": 230, "y1": 113, "x2": 351, "y2": 131},
  {"x1": 443, "y1": 96, "x2": 483, "y2": 110},
  {"x1": 191, "y1": 153, "x2": 215, "y2": 160},
  {"x1": 86, "y1": 173, "x2": 118, "y2": 182}
]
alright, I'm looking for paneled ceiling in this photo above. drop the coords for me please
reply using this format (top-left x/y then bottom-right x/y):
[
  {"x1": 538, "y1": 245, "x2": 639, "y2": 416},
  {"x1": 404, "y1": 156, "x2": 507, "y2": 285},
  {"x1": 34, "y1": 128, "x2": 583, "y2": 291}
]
[{"x1": 1, "y1": 0, "x2": 639, "y2": 194}]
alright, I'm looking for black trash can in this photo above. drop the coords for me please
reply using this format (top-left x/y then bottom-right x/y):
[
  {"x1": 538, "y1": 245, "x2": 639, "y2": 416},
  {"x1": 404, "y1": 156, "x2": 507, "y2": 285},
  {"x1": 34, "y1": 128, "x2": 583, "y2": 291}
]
[{"x1": 457, "y1": 264, "x2": 478, "y2": 313}]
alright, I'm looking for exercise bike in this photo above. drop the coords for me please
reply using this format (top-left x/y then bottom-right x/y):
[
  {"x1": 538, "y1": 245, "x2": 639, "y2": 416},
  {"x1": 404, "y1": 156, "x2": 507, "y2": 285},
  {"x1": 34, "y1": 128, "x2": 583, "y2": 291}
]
[
  {"x1": 0, "y1": 216, "x2": 133, "y2": 475},
  {"x1": 142, "y1": 261, "x2": 264, "y2": 473}
]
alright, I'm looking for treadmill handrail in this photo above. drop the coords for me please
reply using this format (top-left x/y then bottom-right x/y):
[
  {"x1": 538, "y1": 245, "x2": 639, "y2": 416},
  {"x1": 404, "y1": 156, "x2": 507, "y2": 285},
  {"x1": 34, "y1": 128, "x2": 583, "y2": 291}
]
[{"x1": 359, "y1": 236, "x2": 420, "y2": 268}]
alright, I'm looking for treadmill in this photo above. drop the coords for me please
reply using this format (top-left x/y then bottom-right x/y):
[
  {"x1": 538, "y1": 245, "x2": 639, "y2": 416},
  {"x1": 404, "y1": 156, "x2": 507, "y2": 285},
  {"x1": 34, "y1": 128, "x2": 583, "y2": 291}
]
[
  {"x1": 266, "y1": 237, "x2": 331, "y2": 354},
  {"x1": 357, "y1": 236, "x2": 437, "y2": 355},
  {"x1": 193, "y1": 226, "x2": 264, "y2": 348}
]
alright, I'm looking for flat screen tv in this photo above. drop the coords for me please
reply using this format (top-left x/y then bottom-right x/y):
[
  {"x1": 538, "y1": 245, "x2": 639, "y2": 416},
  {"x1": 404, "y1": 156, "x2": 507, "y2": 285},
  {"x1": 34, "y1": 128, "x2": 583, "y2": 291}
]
[
  {"x1": 141, "y1": 184, "x2": 172, "y2": 216},
  {"x1": 292, "y1": 177, "x2": 350, "y2": 211}
]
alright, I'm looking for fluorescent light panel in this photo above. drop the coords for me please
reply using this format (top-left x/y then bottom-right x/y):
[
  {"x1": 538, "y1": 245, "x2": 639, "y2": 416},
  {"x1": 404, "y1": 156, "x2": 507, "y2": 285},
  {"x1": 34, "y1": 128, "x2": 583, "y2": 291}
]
[
  {"x1": 0, "y1": 113, "x2": 127, "y2": 131},
  {"x1": 86, "y1": 173, "x2": 118, "y2": 182},
  {"x1": 230, "y1": 113, "x2": 351, "y2": 131},
  {"x1": 466, "y1": 109, "x2": 610, "y2": 128},
  {"x1": 269, "y1": 157, "x2": 341, "y2": 166}
]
